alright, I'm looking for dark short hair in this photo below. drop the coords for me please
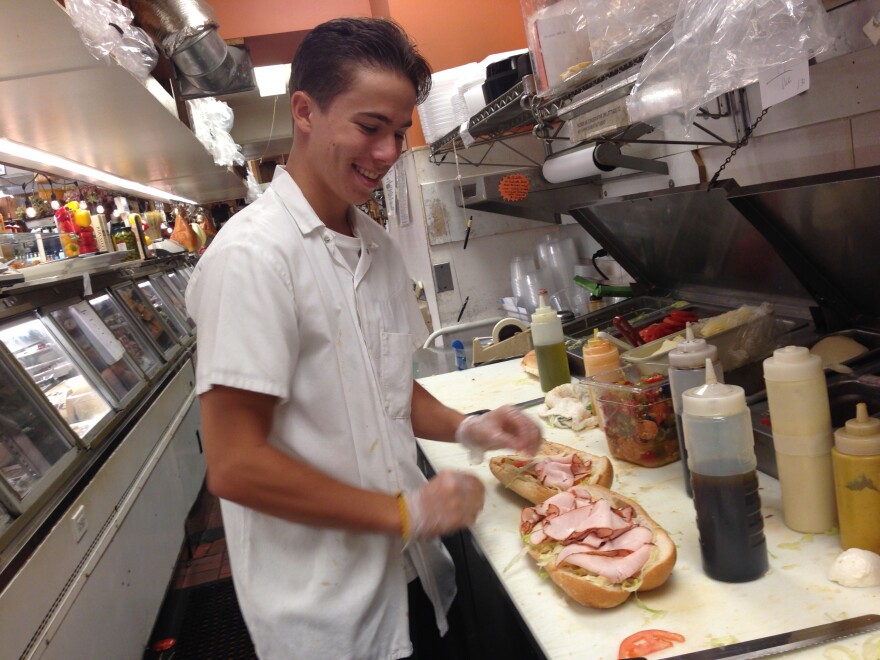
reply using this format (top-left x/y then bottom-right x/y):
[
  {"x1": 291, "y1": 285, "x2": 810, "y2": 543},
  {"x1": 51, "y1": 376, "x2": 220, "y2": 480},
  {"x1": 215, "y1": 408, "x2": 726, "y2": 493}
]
[{"x1": 289, "y1": 17, "x2": 432, "y2": 108}]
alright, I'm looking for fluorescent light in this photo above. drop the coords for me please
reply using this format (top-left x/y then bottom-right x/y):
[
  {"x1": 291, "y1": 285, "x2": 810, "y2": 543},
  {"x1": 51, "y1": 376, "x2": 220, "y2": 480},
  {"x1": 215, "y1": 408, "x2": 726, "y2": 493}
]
[
  {"x1": 254, "y1": 64, "x2": 291, "y2": 97},
  {"x1": 0, "y1": 139, "x2": 198, "y2": 205}
]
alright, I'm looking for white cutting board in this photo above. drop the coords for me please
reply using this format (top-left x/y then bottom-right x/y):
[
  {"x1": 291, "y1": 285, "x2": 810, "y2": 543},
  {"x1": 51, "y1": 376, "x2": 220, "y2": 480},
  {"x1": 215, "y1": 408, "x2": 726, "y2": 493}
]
[{"x1": 417, "y1": 359, "x2": 880, "y2": 660}]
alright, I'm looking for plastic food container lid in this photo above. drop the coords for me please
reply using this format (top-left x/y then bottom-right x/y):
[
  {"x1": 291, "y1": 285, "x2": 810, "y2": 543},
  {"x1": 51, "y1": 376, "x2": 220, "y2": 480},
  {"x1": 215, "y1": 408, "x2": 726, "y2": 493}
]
[
  {"x1": 583, "y1": 363, "x2": 670, "y2": 402},
  {"x1": 763, "y1": 345, "x2": 823, "y2": 382}
]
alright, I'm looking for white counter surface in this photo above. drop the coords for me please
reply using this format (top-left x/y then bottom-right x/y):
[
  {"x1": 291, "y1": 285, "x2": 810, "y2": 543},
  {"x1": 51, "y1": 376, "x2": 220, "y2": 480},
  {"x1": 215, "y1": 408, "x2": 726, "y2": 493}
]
[{"x1": 417, "y1": 359, "x2": 880, "y2": 660}]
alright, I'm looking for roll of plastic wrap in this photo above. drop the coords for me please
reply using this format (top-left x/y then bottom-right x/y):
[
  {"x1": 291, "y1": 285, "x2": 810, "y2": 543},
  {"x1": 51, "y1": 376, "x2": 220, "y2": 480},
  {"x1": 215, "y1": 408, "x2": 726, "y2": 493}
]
[{"x1": 542, "y1": 146, "x2": 605, "y2": 183}]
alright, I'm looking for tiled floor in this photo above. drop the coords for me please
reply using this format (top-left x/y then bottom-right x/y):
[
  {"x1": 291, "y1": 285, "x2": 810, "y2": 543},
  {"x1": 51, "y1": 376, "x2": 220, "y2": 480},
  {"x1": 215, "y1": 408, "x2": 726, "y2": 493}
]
[
  {"x1": 145, "y1": 484, "x2": 256, "y2": 659},
  {"x1": 171, "y1": 487, "x2": 231, "y2": 589}
]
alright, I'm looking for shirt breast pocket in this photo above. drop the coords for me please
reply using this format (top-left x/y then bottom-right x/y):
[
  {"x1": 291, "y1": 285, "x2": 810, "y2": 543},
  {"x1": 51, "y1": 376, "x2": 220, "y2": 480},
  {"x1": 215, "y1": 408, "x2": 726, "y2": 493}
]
[{"x1": 379, "y1": 330, "x2": 413, "y2": 419}]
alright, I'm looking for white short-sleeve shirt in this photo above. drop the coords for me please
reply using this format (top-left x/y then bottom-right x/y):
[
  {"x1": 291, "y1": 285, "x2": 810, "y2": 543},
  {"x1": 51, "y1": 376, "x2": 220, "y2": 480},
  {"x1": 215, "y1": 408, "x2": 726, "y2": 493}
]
[{"x1": 185, "y1": 168, "x2": 454, "y2": 660}]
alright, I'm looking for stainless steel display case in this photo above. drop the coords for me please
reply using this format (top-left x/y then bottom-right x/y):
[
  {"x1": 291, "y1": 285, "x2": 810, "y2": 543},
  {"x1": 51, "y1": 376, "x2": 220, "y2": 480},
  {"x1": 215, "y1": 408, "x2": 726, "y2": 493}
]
[
  {"x1": 0, "y1": 355, "x2": 78, "y2": 520},
  {"x1": 0, "y1": 314, "x2": 115, "y2": 448},
  {"x1": 86, "y1": 292, "x2": 163, "y2": 380},
  {"x1": 45, "y1": 299, "x2": 147, "y2": 409},
  {"x1": 111, "y1": 281, "x2": 182, "y2": 361}
]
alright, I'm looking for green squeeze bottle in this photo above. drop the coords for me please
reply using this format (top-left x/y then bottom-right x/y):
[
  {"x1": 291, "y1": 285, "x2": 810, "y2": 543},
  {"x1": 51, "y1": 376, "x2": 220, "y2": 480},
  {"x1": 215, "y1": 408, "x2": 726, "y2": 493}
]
[{"x1": 531, "y1": 288, "x2": 570, "y2": 392}]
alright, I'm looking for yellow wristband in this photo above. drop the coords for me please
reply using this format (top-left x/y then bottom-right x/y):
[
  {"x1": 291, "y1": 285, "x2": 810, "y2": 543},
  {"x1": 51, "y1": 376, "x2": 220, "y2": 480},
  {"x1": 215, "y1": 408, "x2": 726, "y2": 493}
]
[{"x1": 397, "y1": 492, "x2": 410, "y2": 543}]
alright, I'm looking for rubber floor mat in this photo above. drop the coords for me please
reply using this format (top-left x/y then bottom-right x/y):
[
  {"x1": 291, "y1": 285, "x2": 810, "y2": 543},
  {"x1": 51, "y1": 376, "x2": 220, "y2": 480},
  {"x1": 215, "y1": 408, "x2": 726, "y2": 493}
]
[{"x1": 153, "y1": 579, "x2": 256, "y2": 659}]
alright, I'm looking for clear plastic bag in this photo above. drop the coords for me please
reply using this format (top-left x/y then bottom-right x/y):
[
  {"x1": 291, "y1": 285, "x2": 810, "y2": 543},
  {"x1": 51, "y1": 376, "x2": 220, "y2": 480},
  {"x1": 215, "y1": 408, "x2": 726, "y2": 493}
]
[
  {"x1": 520, "y1": 0, "x2": 593, "y2": 93},
  {"x1": 67, "y1": 0, "x2": 158, "y2": 80},
  {"x1": 628, "y1": 0, "x2": 833, "y2": 128},
  {"x1": 582, "y1": 0, "x2": 678, "y2": 62},
  {"x1": 187, "y1": 98, "x2": 245, "y2": 168}
]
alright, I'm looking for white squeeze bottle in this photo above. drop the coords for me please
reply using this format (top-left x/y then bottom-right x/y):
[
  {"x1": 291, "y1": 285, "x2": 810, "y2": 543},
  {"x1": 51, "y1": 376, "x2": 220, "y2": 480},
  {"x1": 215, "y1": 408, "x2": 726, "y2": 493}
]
[
  {"x1": 668, "y1": 323, "x2": 723, "y2": 497},
  {"x1": 762, "y1": 345, "x2": 836, "y2": 533},
  {"x1": 531, "y1": 288, "x2": 570, "y2": 392}
]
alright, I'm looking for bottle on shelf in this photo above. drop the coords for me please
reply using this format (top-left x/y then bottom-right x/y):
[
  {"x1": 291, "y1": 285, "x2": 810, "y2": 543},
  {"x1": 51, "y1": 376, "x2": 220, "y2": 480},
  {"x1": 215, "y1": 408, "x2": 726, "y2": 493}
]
[
  {"x1": 581, "y1": 328, "x2": 620, "y2": 429},
  {"x1": 832, "y1": 402, "x2": 880, "y2": 553},
  {"x1": 530, "y1": 288, "x2": 570, "y2": 392},
  {"x1": 668, "y1": 323, "x2": 723, "y2": 497},
  {"x1": 762, "y1": 345, "x2": 836, "y2": 533},
  {"x1": 682, "y1": 359, "x2": 769, "y2": 583}
]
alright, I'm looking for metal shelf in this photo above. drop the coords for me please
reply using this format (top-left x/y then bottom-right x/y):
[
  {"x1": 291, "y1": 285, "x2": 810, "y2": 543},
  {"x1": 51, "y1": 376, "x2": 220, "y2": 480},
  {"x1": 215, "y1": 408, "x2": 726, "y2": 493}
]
[{"x1": 428, "y1": 19, "x2": 675, "y2": 162}]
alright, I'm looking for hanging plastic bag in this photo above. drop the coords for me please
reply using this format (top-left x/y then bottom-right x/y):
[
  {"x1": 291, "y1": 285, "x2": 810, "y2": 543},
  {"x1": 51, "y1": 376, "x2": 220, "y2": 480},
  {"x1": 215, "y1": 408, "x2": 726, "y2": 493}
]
[
  {"x1": 187, "y1": 97, "x2": 246, "y2": 168},
  {"x1": 582, "y1": 0, "x2": 678, "y2": 62},
  {"x1": 628, "y1": 0, "x2": 833, "y2": 129},
  {"x1": 245, "y1": 169, "x2": 264, "y2": 204},
  {"x1": 67, "y1": 0, "x2": 158, "y2": 80}
]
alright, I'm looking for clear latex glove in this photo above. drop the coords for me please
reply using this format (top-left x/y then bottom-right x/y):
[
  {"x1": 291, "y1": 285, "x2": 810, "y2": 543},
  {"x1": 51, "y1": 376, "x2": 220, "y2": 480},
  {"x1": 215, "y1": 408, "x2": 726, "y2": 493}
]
[
  {"x1": 455, "y1": 405, "x2": 543, "y2": 464},
  {"x1": 405, "y1": 471, "x2": 485, "y2": 540}
]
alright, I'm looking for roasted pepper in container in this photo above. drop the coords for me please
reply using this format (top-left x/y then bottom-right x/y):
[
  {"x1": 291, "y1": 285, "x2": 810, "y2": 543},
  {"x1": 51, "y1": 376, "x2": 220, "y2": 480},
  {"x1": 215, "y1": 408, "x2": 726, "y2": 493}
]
[{"x1": 585, "y1": 363, "x2": 679, "y2": 467}]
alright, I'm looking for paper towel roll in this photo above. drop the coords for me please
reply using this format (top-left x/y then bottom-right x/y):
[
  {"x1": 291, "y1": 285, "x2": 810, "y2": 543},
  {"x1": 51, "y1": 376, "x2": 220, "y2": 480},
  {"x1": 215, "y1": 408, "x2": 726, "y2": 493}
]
[{"x1": 542, "y1": 146, "x2": 609, "y2": 183}]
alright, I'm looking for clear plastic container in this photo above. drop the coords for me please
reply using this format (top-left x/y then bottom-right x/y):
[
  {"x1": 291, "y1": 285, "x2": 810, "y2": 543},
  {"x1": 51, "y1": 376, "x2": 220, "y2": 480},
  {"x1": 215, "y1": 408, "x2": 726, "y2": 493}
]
[{"x1": 584, "y1": 362, "x2": 679, "y2": 467}]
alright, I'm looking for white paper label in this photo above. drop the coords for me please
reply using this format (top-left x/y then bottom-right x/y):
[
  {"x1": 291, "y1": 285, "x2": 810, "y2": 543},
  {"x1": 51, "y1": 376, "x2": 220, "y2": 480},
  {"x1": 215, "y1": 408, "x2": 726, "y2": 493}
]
[
  {"x1": 71, "y1": 301, "x2": 126, "y2": 363},
  {"x1": 759, "y1": 59, "x2": 810, "y2": 109},
  {"x1": 570, "y1": 98, "x2": 630, "y2": 143}
]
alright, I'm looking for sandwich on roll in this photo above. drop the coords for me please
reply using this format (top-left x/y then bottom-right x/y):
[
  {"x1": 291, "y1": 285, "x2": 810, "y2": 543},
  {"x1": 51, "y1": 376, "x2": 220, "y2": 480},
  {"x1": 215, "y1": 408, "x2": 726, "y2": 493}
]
[
  {"x1": 520, "y1": 484, "x2": 676, "y2": 608},
  {"x1": 521, "y1": 349, "x2": 539, "y2": 377},
  {"x1": 489, "y1": 440, "x2": 613, "y2": 504}
]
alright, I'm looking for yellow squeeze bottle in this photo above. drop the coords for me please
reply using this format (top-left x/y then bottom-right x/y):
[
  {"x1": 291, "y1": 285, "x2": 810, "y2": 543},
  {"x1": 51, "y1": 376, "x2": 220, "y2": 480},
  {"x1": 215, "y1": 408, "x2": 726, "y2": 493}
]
[{"x1": 832, "y1": 402, "x2": 880, "y2": 553}]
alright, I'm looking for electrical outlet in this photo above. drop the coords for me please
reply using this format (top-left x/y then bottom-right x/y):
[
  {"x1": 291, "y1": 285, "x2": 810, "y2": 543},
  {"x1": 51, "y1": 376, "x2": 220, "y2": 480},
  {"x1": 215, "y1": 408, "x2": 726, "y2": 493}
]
[
  {"x1": 864, "y1": 15, "x2": 880, "y2": 46},
  {"x1": 71, "y1": 505, "x2": 87, "y2": 543},
  {"x1": 433, "y1": 262, "x2": 454, "y2": 293}
]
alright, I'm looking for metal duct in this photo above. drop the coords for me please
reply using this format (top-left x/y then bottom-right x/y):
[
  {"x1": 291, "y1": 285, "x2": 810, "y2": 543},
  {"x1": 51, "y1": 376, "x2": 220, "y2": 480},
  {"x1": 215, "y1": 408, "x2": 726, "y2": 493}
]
[{"x1": 128, "y1": 0, "x2": 255, "y2": 98}]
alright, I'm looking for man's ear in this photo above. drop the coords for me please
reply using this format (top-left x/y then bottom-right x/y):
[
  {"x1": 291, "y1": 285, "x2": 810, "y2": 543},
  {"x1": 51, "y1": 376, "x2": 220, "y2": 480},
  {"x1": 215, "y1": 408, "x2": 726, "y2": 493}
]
[{"x1": 291, "y1": 91, "x2": 315, "y2": 133}]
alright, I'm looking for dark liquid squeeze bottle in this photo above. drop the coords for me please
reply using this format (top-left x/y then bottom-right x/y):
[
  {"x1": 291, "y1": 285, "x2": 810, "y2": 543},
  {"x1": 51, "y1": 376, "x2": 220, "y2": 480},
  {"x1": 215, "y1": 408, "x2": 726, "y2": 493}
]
[
  {"x1": 668, "y1": 323, "x2": 723, "y2": 498},
  {"x1": 682, "y1": 359, "x2": 768, "y2": 583}
]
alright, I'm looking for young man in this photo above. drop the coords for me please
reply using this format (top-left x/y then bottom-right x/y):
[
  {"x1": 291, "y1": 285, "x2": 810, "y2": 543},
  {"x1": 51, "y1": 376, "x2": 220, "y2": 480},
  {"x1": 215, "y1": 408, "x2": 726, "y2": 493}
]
[{"x1": 186, "y1": 17, "x2": 541, "y2": 659}]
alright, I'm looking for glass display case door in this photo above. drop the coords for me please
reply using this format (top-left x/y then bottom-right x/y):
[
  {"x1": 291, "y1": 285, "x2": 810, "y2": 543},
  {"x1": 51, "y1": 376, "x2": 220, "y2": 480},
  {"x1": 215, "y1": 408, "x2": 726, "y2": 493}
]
[
  {"x1": 135, "y1": 280, "x2": 190, "y2": 342},
  {"x1": 165, "y1": 270, "x2": 188, "y2": 297},
  {"x1": 111, "y1": 282, "x2": 182, "y2": 361},
  {"x1": 45, "y1": 300, "x2": 147, "y2": 409},
  {"x1": 149, "y1": 274, "x2": 195, "y2": 336},
  {"x1": 87, "y1": 292, "x2": 163, "y2": 379},
  {"x1": 0, "y1": 354, "x2": 78, "y2": 518},
  {"x1": 0, "y1": 314, "x2": 116, "y2": 448}
]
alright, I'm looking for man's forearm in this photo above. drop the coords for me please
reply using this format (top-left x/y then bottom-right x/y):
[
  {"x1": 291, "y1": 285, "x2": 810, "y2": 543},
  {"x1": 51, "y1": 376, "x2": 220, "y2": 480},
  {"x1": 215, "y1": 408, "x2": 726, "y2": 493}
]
[{"x1": 410, "y1": 380, "x2": 465, "y2": 442}]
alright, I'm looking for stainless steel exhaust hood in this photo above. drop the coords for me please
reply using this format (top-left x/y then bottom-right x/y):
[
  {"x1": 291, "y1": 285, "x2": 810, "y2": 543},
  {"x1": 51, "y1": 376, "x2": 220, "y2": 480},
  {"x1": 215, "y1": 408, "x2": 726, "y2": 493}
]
[
  {"x1": 129, "y1": 0, "x2": 255, "y2": 99},
  {"x1": 567, "y1": 166, "x2": 880, "y2": 333}
]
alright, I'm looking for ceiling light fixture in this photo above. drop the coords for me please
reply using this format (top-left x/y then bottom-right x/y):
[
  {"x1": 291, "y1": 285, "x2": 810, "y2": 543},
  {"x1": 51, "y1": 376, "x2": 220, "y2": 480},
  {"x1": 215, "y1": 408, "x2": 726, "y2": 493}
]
[
  {"x1": 48, "y1": 178, "x2": 60, "y2": 210},
  {"x1": 75, "y1": 181, "x2": 88, "y2": 210},
  {"x1": 22, "y1": 184, "x2": 36, "y2": 218},
  {"x1": 254, "y1": 63, "x2": 291, "y2": 97},
  {"x1": 0, "y1": 138, "x2": 198, "y2": 205}
]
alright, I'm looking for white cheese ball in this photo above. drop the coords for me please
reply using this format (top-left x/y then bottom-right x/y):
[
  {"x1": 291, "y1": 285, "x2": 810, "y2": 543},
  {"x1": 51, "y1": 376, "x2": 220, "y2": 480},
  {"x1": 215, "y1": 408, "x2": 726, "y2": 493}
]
[{"x1": 828, "y1": 548, "x2": 880, "y2": 587}]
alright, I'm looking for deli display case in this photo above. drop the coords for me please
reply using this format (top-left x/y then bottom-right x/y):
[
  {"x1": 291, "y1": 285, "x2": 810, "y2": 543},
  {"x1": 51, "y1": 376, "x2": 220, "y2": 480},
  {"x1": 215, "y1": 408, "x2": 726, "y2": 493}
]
[
  {"x1": 46, "y1": 300, "x2": 147, "y2": 408},
  {"x1": 86, "y1": 292, "x2": 164, "y2": 379},
  {"x1": 135, "y1": 279, "x2": 192, "y2": 344},
  {"x1": 0, "y1": 252, "x2": 204, "y2": 660},
  {"x1": 111, "y1": 280, "x2": 183, "y2": 360},
  {"x1": 0, "y1": 354, "x2": 77, "y2": 519},
  {"x1": 148, "y1": 273, "x2": 195, "y2": 335},
  {"x1": 0, "y1": 313, "x2": 115, "y2": 447}
]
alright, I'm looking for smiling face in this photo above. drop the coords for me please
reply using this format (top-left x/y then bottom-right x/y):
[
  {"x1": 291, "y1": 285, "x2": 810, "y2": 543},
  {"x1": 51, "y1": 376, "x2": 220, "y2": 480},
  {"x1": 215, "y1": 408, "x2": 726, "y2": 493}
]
[{"x1": 288, "y1": 66, "x2": 416, "y2": 230}]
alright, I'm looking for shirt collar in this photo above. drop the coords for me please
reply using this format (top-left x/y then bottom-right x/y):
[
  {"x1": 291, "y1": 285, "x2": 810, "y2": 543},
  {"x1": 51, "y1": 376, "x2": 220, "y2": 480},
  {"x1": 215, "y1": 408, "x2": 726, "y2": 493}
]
[
  {"x1": 269, "y1": 166, "x2": 326, "y2": 236},
  {"x1": 270, "y1": 165, "x2": 380, "y2": 251}
]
